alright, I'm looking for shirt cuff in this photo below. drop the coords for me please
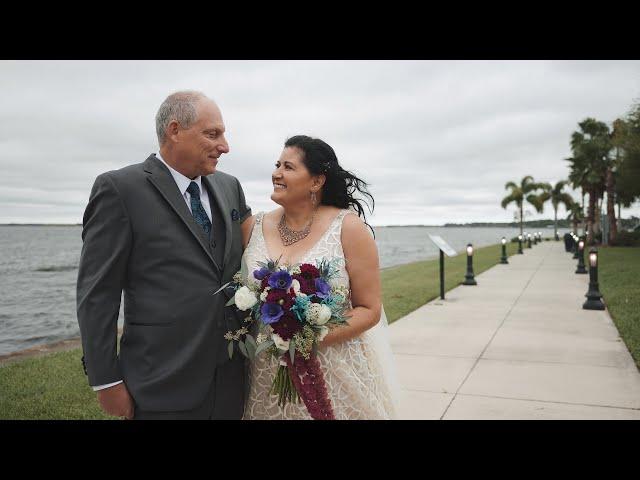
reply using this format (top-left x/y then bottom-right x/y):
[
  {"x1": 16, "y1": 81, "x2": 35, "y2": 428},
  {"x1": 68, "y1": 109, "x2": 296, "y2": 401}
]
[{"x1": 92, "y1": 380, "x2": 124, "y2": 391}]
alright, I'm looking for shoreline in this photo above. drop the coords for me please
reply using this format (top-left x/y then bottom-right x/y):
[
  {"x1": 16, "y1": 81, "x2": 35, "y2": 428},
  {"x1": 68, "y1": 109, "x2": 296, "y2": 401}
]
[{"x1": 0, "y1": 329, "x2": 123, "y2": 367}]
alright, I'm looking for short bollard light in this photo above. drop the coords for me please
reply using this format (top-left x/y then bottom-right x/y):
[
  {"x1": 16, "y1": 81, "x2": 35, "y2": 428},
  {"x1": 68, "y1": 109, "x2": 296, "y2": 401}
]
[
  {"x1": 583, "y1": 248, "x2": 605, "y2": 310},
  {"x1": 573, "y1": 236, "x2": 581, "y2": 259},
  {"x1": 538, "y1": 231, "x2": 542, "y2": 243},
  {"x1": 533, "y1": 232, "x2": 538, "y2": 245},
  {"x1": 575, "y1": 239, "x2": 587, "y2": 274},
  {"x1": 527, "y1": 233, "x2": 532, "y2": 248},
  {"x1": 500, "y1": 237, "x2": 509, "y2": 264},
  {"x1": 518, "y1": 234, "x2": 524, "y2": 254},
  {"x1": 462, "y1": 243, "x2": 477, "y2": 285}
]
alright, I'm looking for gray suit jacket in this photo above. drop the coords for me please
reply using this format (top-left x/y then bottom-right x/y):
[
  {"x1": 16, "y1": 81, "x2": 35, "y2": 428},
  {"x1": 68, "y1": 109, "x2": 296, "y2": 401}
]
[{"x1": 77, "y1": 154, "x2": 251, "y2": 415}]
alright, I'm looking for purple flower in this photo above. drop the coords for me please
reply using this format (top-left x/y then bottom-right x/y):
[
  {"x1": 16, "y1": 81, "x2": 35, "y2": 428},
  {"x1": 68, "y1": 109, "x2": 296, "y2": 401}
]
[
  {"x1": 315, "y1": 278, "x2": 331, "y2": 299},
  {"x1": 268, "y1": 270, "x2": 293, "y2": 290},
  {"x1": 253, "y1": 267, "x2": 270, "y2": 281},
  {"x1": 260, "y1": 303, "x2": 284, "y2": 325}
]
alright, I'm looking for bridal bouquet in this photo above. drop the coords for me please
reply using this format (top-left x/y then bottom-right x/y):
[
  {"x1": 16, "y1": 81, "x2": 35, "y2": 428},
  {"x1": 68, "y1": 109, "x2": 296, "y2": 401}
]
[{"x1": 220, "y1": 257, "x2": 350, "y2": 420}]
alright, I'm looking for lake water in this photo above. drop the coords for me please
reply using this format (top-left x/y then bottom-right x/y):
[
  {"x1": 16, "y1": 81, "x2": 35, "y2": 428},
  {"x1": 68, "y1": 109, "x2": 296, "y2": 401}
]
[{"x1": 0, "y1": 224, "x2": 567, "y2": 355}]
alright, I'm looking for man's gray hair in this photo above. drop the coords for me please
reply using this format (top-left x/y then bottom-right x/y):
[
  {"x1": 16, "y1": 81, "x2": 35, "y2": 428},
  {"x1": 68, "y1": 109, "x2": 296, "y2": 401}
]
[{"x1": 155, "y1": 90, "x2": 207, "y2": 145}]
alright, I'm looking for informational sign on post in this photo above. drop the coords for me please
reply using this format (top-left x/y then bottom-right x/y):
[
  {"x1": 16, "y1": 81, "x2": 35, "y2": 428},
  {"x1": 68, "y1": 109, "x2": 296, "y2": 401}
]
[{"x1": 428, "y1": 235, "x2": 457, "y2": 300}]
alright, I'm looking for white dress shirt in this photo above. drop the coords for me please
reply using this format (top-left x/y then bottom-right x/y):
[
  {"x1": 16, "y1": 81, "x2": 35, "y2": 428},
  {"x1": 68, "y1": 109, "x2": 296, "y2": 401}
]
[{"x1": 92, "y1": 153, "x2": 213, "y2": 391}]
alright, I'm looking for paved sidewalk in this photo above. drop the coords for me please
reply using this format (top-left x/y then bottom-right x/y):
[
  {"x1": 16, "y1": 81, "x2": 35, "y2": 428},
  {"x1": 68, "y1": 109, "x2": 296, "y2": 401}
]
[{"x1": 390, "y1": 240, "x2": 640, "y2": 419}]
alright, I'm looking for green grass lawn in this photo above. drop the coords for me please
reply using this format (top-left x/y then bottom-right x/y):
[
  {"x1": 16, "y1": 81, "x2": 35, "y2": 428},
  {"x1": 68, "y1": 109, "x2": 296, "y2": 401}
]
[
  {"x1": 382, "y1": 241, "x2": 520, "y2": 322},
  {"x1": 0, "y1": 240, "x2": 520, "y2": 420},
  {"x1": 0, "y1": 349, "x2": 112, "y2": 420},
  {"x1": 597, "y1": 246, "x2": 640, "y2": 370}
]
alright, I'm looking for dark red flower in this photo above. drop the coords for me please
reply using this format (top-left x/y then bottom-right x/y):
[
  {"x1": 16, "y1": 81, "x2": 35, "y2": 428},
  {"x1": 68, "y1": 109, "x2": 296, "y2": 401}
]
[
  {"x1": 271, "y1": 312, "x2": 302, "y2": 340},
  {"x1": 299, "y1": 263, "x2": 320, "y2": 280},
  {"x1": 293, "y1": 275, "x2": 316, "y2": 295},
  {"x1": 266, "y1": 288, "x2": 295, "y2": 310}
]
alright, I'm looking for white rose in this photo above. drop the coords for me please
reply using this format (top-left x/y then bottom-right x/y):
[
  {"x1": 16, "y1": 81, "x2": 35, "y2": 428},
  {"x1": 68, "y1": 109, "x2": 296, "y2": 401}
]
[
  {"x1": 272, "y1": 333, "x2": 290, "y2": 352},
  {"x1": 291, "y1": 279, "x2": 301, "y2": 295},
  {"x1": 317, "y1": 326, "x2": 329, "y2": 341},
  {"x1": 306, "y1": 303, "x2": 332, "y2": 325},
  {"x1": 234, "y1": 286, "x2": 258, "y2": 311}
]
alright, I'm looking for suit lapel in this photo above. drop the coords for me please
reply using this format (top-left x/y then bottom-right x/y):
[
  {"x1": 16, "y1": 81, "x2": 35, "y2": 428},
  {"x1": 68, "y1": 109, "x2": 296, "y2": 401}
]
[
  {"x1": 203, "y1": 174, "x2": 232, "y2": 271},
  {"x1": 143, "y1": 155, "x2": 221, "y2": 273}
]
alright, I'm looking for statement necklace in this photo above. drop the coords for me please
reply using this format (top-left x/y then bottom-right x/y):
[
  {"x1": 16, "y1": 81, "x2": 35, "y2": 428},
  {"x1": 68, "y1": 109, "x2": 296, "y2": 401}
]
[{"x1": 278, "y1": 212, "x2": 315, "y2": 246}]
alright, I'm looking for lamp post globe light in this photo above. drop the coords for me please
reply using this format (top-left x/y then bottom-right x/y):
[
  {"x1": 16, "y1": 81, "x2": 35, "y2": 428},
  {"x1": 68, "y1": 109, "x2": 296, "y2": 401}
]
[
  {"x1": 573, "y1": 235, "x2": 582, "y2": 259},
  {"x1": 500, "y1": 237, "x2": 509, "y2": 264},
  {"x1": 527, "y1": 233, "x2": 532, "y2": 248},
  {"x1": 462, "y1": 243, "x2": 477, "y2": 285},
  {"x1": 583, "y1": 248, "x2": 605, "y2": 310},
  {"x1": 575, "y1": 239, "x2": 587, "y2": 274},
  {"x1": 518, "y1": 234, "x2": 523, "y2": 254}
]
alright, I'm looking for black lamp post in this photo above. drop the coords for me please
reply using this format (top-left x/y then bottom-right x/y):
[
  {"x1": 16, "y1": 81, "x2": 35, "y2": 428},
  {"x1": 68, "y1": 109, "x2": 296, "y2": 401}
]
[
  {"x1": 583, "y1": 248, "x2": 605, "y2": 310},
  {"x1": 573, "y1": 235, "x2": 581, "y2": 259},
  {"x1": 462, "y1": 243, "x2": 477, "y2": 285},
  {"x1": 518, "y1": 234, "x2": 523, "y2": 254},
  {"x1": 575, "y1": 239, "x2": 587, "y2": 274},
  {"x1": 527, "y1": 233, "x2": 532, "y2": 249},
  {"x1": 500, "y1": 237, "x2": 508, "y2": 264}
]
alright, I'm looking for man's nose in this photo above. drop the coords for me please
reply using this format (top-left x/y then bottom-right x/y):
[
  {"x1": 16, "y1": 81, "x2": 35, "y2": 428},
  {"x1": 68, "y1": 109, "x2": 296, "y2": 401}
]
[{"x1": 218, "y1": 135, "x2": 230, "y2": 154}]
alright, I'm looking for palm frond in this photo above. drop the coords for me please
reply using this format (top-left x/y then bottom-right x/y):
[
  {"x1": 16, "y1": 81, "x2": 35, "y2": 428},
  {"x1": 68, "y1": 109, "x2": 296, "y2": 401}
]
[
  {"x1": 526, "y1": 193, "x2": 544, "y2": 213},
  {"x1": 501, "y1": 194, "x2": 518, "y2": 209}
]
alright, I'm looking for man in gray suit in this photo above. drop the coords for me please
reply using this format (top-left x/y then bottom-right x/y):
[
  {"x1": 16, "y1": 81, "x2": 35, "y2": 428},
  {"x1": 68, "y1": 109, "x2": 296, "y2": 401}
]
[{"x1": 77, "y1": 91, "x2": 251, "y2": 419}]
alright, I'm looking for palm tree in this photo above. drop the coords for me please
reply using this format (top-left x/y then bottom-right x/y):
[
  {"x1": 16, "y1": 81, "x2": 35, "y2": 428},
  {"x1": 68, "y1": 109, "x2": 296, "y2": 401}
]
[
  {"x1": 538, "y1": 181, "x2": 575, "y2": 240},
  {"x1": 566, "y1": 202, "x2": 585, "y2": 235},
  {"x1": 606, "y1": 119, "x2": 627, "y2": 244},
  {"x1": 567, "y1": 118, "x2": 612, "y2": 244},
  {"x1": 501, "y1": 175, "x2": 545, "y2": 237}
]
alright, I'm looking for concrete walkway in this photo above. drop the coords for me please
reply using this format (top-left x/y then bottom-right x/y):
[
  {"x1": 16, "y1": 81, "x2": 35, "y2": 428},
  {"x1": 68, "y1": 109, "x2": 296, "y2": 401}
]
[{"x1": 390, "y1": 240, "x2": 640, "y2": 419}]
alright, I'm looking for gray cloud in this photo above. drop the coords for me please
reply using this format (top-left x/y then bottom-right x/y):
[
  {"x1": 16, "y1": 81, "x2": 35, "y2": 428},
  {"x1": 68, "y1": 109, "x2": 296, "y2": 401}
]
[{"x1": 1, "y1": 60, "x2": 639, "y2": 225}]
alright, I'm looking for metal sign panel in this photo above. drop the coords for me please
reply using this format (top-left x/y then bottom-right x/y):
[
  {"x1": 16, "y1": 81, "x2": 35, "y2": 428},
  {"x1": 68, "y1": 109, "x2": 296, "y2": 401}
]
[{"x1": 428, "y1": 234, "x2": 457, "y2": 257}]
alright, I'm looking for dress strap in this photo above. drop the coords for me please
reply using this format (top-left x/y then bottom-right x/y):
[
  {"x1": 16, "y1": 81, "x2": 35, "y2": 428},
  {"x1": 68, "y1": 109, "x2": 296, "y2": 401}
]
[
  {"x1": 246, "y1": 211, "x2": 265, "y2": 249},
  {"x1": 331, "y1": 209, "x2": 352, "y2": 233}
]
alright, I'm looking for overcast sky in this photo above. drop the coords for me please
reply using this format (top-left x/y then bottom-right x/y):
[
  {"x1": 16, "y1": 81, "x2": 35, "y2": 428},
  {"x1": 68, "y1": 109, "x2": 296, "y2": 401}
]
[{"x1": 1, "y1": 60, "x2": 639, "y2": 226}]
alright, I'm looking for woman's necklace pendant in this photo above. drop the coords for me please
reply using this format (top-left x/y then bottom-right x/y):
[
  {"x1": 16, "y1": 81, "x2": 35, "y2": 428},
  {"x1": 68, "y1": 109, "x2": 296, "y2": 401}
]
[{"x1": 278, "y1": 213, "x2": 314, "y2": 246}]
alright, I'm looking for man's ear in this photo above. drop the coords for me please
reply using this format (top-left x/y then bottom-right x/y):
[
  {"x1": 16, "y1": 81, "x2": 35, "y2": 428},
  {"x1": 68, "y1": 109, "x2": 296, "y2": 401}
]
[{"x1": 166, "y1": 120, "x2": 181, "y2": 143}]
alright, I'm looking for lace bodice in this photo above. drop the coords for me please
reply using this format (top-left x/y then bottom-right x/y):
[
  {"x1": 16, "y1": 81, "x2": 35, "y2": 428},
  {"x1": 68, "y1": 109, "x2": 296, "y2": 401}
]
[
  {"x1": 242, "y1": 209, "x2": 396, "y2": 420},
  {"x1": 242, "y1": 209, "x2": 351, "y2": 291}
]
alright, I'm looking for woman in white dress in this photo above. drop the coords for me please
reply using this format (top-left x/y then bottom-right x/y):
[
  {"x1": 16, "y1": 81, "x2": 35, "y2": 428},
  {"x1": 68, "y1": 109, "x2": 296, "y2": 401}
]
[{"x1": 240, "y1": 135, "x2": 399, "y2": 420}]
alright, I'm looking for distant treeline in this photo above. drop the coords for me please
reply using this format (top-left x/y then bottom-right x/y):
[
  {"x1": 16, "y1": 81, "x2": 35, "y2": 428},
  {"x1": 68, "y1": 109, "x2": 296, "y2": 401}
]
[
  {"x1": 444, "y1": 216, "x2": 639, "y2": 229},
  {"x1": 444, "y1": 219, "x2": 569, "y2": 228}
]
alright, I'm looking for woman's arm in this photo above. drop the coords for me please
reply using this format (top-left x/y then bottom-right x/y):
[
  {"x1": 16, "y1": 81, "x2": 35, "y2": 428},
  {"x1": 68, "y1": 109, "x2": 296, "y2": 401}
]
[
  {"x1": 241, "y1": 214, "x2": 256, "y2": 250},
  {"x1": 319, "y1": 213, "x2": 381, "y2": 348}
]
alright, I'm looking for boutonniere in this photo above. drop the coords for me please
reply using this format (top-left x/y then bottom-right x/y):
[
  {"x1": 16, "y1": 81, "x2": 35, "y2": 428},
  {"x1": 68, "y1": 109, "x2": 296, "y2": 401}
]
[{"x1": 231, "y1": 209, "x2": 240, "y2": 221}]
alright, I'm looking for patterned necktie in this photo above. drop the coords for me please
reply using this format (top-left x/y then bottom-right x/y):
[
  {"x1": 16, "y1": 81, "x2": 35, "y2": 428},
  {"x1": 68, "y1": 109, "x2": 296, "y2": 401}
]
[{"x1": 186, "y1": 181, "x2": 212, "y2": 236}]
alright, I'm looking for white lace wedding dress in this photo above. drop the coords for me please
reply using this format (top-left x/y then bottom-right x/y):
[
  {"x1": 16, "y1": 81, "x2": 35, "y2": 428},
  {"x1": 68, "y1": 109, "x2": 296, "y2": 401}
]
[{"x1": 242, "y1": 209, "x2": 399, "y2": 420}]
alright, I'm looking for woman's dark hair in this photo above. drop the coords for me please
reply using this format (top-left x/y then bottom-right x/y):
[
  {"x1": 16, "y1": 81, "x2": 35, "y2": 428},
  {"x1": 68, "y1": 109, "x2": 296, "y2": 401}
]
[{"x1": 284, "y1": 135, "x2": 375, "y2": 235}]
